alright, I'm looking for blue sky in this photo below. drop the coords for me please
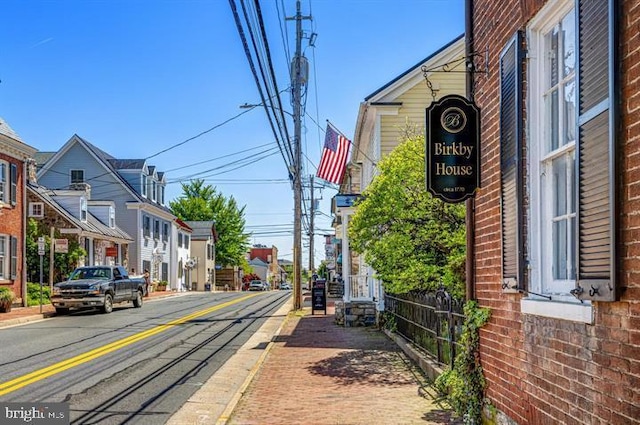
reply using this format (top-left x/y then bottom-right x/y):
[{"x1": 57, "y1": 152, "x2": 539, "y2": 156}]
[{"x1": 0, "y1": 0, "x2": 464, "y2": 266}]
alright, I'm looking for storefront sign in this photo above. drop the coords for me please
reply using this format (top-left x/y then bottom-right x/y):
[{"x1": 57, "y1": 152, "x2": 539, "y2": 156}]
[{"x1": 426, "y1": 94, "x2": 480, "y2": 203}]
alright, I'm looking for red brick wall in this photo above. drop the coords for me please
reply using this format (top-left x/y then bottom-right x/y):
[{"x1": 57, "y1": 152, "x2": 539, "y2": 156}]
[
  {"x1": 0, "y1": 153, "x2": 26, "y2": 301},
  {"x1": 472, "y1": 0, "x2": 640, "y2": 424}
]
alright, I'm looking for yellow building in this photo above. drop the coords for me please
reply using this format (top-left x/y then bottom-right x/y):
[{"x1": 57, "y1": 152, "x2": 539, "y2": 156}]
[{"x1": 334, "y1": 35, "x2": 465, "y2": 322}]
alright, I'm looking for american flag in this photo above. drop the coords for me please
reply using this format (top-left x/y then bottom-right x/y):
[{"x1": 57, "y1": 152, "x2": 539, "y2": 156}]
[{"x1": 316, "y1": 124, "x2": 351, "y2": 185}]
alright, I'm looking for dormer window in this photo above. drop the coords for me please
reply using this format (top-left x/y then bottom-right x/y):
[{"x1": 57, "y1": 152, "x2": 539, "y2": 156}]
[
  {"x1": 71, "y1": 169, "x2": 84, "y2": 184},
  {"x1": 141, "y1": 174, "x2": 148, "y2": 197},
  {"x1": 152, "y1": 180, "x2": 157, "y2": 202},
  {"x1": 160, "y1": 185, "x2": 165, "y2": 205},
  {"x1": 29, "y1": 202, "x2": 44, "y2": 218},
  {"x1": 109, "y1": 206, "x2": 115, "y2": 228},
  {"x1": 80, "y1": 197, "x2": 88, "y2": 222}
]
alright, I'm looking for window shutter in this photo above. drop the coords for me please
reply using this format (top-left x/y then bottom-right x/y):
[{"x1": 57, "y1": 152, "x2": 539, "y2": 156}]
[
  {"x1": 500, "y1": 31, "x2": 525, "y2": 292},
  {"x1": 10, "y1": 236, "x2": 17, "y2": 279},
  {"x1": 10, "y1": 164, "x2": 17, "y2": 206},
  {"x1": 573, "y1": 0, "x2": 617, "y2": 301}
]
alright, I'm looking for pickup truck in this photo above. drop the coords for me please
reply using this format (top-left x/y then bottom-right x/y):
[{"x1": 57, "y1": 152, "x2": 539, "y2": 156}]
[{"x1": 51, "y1": 265, "x2": 146, "y2": 314}]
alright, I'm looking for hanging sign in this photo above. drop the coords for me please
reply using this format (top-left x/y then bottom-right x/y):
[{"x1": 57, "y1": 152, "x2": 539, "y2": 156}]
[{"x1": 426, "y1": 94, "x2": 480, "y2": 203}]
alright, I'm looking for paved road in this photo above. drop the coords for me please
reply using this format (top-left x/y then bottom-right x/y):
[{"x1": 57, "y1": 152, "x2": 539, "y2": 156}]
[{"x1": 0, "y1": 291, "x2": 290, "y2": 425}]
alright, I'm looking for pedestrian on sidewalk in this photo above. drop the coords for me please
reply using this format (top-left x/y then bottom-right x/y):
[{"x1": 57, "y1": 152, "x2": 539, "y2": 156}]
[{"x1": 143, "y1": 269, "x2": 150, "y2": 297}]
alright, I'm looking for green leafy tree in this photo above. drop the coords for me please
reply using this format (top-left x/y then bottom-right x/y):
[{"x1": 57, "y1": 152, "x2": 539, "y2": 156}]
[
  {"x1": 170, "y1": 179, "x2": 250, "y2": 267},
  {"x1": 348, "y1": 137, "x2": 466, "y2": 297},
  {"x1": 26, "y1": 219, "x2": 85, "y2": 285}
]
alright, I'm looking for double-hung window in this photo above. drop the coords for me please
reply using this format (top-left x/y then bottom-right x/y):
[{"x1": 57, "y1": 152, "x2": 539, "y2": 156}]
[
  {"x1": 0, "y1": 162, "x2": 16, "y2": 206},
  {"x1": 500, "y1": 0, "x2": 617, "y2": 322},
  {"x1": 531, "y1": 4, "x2": 577, "y2": 297},
  {"x1": 70, "y1": 169, "x2": 84, "y2": 184}
]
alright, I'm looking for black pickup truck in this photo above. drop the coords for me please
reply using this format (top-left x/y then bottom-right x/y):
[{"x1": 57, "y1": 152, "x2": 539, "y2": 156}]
[{"x1": 51, "y1": 265, "x2": 146, "y2": 314}]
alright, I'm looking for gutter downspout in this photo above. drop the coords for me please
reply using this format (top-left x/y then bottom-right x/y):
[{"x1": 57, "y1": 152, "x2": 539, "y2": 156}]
[
  {"x1": 465, "y1": 0, "x2": 476, "y2": 301},
  {"x1": 22, "y1": 162, "x2": 28, "y2": 307}
]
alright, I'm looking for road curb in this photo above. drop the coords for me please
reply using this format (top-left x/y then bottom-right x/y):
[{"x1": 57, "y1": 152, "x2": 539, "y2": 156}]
[{"x1": 215, "y1": 298, "x2": 294, "y2": 425}]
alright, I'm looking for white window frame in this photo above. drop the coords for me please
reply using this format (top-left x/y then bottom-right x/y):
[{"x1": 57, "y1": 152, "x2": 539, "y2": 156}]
[
  {"x1": 141, "y1": 174, "x2": 148, "y2": 198},
  {"x1": 109, "y1": 206, "x2": 115, "y2": 228},
  {"x1": 70, "y1": 169, "x2": 84, "y2": 184},
  {"x1": 526, "y1": 0, "x2": 592, "y2": 322},
  {"x1": 29, "y1": 202, "x2": 44, "y2": 218},
  {"x1": 0, "y1": 235, "x2": 6, "y2": 279},
  {"x1": 0, "y1": 161, "x2": 7, "y2": 204},
  {"x1": 80, "y1": 197, "x2": 88, "y2": 222},
  {"x1": 152, "y1": 180, "x2": 157, "y2": 202},
  {"x1": 160, "y1": 185, "x2": 165, "y2": 205}
]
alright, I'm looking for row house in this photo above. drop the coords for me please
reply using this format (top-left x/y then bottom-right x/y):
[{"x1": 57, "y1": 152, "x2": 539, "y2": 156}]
[
  {"x1": 0, "y1": 118, "x2": 37, "y2": 305},
  {"x1": 26, "y1": 182, "x2": 133, "y2": 282},
  {"x1": 184, "y1": 221, "x2": 218, "y2": 291},
  {"x1": 332, "y1": 35, "x2": 465, "y2": 323},
  {"x1": 174, "y1": 218, "x2": 193, "y2": 291},
  {"x1": 469, "y1": 0, "x2": 638, "y2": 423},
  {"x1": 36, "y1": 135, "x2": 179, "y2": 287},
  {"x1": 248, "y1": 244, "x2": 281, "y2": 288}
]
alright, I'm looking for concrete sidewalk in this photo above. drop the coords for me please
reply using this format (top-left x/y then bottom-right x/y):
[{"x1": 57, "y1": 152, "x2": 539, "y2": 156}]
[{"x1": 219, "y1": 301, "x2": 460, "y2": 425}]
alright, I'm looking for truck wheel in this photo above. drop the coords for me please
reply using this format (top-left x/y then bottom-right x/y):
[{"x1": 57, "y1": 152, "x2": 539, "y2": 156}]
[
  {"x1": 55, "y1": 307, "x2": 70, "y2": 315},
  {"x1": 133, "y1": 290, "x2": 143, "y2": 308},
  {"x1": 102, "y1": 293, "x2": 114, "y2": 314}
]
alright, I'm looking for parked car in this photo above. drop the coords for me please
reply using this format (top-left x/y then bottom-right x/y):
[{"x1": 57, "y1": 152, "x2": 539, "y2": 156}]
[
  {"x1": 280, "y1": 283, "x2": 292, "y2": 290},
  {"x1": 262, "y1": 281, "x2": 271, "y2": 291},
  {"x1": 51, "y1": 265, "x2": 145, "y2": 314},
  {"x1": 249, "y1": 280, "x2": 265, "y2": 291}
]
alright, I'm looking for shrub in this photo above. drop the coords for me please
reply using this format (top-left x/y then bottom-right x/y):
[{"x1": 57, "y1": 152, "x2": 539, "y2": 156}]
[
  {"x1": 0, "y1": 287, "x2": 15, "y2": 302},
  {"x1": 27, "y1": 282, "x2": 51, "y2": 306}
]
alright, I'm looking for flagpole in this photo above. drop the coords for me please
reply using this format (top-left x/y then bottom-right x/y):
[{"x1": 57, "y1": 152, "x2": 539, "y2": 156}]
[{"x1": 325, "y1": 119, "x2": 377, "y2": 167}]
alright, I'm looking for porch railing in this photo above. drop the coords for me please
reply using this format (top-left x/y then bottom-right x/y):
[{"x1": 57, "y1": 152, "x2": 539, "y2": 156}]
[{"x1": 384, "y1": 289, "x2": 464, "y2": 368}]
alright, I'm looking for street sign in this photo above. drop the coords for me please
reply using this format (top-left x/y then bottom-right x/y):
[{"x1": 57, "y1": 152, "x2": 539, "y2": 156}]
[
  {"x1": 54, "y1": 239, "x2": 68, "y2": 253},
  {"x1": 37, "y1": 236, "x2": 46, "y2": 256}
]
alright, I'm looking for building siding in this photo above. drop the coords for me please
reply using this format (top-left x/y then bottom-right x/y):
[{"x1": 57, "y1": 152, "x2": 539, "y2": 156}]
[{"x1": 472, "y1": 0, "x2": 640, "y2": 424}]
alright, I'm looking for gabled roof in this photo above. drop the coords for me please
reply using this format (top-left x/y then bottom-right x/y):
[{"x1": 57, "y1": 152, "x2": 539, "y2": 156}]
[
  {"x1": 184, "y1": 220, "x2": 216, "y2": 240},
  {"x1": 28, "y1": 183, "x2": 133, "y2": 242},
  {"x1": 175, "y1": 218, "x2": 193, "y2": 233},
  {"x1": 364, "y1": 34, "x2": 464, "y2": 101},
  {"x1": 108, "y1": 159, "x2": 146, "y2": 170},
  {"x1": 249, "y1": 257, "x2": 268, "y2": 267},
  {"x1": 0, "y1": 117, "x2": 38, "y2": 159},
  {"x1": 37, "y1": 134, "x2": 174, "y2": 215}
]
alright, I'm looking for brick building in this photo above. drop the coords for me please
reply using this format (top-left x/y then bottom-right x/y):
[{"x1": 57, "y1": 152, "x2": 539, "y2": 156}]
[
  {"x1": 0, "y1": 118, "x2": 37, "y2": 306},
  {"x1": 469, "y1": 0, "x2": 638, "y2": 423},
  {"x1": 248, "y1": 244, "x2": 280, "y2": 288}
]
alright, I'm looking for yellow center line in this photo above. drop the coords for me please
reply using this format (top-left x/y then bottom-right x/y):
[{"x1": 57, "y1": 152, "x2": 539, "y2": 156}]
[{"x1": 0, "y1": 292, "x2": 261, "y2": 396}]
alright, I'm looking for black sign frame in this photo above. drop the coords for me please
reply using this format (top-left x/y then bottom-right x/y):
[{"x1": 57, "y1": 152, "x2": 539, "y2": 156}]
[
  {"x1": 311, "y1": 279, "x2": 327, "y2": 315},
  {"x1": 426, "y1": 94, "x2": 480, "y2": 203}
]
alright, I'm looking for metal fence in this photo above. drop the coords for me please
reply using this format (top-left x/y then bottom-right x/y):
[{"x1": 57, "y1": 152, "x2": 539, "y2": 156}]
[{"x1": 384, "y1": 289, "x2": 465, "y2": 368}]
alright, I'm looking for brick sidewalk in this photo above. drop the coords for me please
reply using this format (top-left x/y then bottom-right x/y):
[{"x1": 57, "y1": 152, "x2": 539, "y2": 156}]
[{"x1": 226, "y1": 304, "x2": 461, "y2": 425}]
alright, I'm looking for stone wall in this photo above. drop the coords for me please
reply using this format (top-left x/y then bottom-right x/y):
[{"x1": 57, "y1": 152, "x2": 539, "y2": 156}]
[{"x1": 334, "y1": 300, "x2": 376, "y2": 327}]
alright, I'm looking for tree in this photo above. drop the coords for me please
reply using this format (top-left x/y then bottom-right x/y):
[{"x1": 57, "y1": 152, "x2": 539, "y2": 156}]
[
  {"x1": 170, "y1": 179, "x2": 250, "y2": 267},
  {"x1": 348, "y1": 136, "x2": 466, "y2": 297},
  {"x1": 26, "y1": 219, "x2": 85, "y2": 285}
]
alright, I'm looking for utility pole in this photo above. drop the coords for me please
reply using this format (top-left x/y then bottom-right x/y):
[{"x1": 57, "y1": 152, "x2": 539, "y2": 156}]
[{"x1": 288, "y1": 0, "x2": 310, "y2": 310}]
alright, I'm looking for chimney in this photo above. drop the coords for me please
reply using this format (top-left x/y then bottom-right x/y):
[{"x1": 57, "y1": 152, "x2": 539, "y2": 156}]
[
  {"x1": 69, "y1": 182, "x2": 91, "y2": 199},
  {"x1": 26, "y1": 158, "x2": 38, "y2": 185}
]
